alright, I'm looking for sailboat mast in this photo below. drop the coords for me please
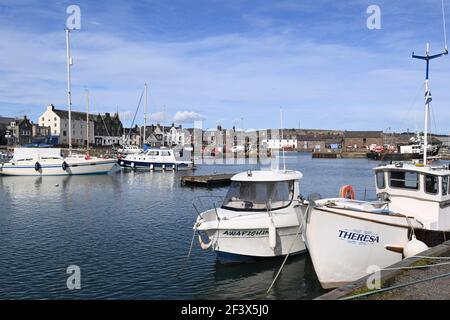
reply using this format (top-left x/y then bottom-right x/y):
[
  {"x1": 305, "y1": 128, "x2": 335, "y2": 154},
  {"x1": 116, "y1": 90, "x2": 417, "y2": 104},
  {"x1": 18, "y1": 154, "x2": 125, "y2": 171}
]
[
  {"x1": 86, "y1": 88, "x2": 90, "y2": 151},
  {"x1": 65, "y1": 29, "x2": 73, "y2": 154},
  {"x1": 144, "y1": 83, "x2": 147, "y2": 148},
  {"x1": 423, "y1": 44, "x2": 430, "y2": 164},
  {"x1": 280, "y1": 108, "x2": 286, "y2": 171}
]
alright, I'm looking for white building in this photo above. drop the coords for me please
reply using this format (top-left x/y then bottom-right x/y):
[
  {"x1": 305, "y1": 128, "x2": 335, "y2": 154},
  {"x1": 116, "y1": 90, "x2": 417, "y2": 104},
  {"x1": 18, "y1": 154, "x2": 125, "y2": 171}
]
[
  {"x1": 166, "y1": 125, "x2": 189, "y2": 146},
  {"x1": 39, "y1": 104, "x2": 94, "y2": 146},
  {"x1": 262, "y1": 138, "x2": 298, "y2": 150}
]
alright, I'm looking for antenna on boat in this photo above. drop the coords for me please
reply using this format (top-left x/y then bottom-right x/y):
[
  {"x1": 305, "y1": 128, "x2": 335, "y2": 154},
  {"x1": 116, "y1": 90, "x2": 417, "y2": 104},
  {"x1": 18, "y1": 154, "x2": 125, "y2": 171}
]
[
  {"x1": 65, "y1": 28, "x2": 73, "y2": 155},
  {"x1": 412, "y1": 43, "x2": 447, "y2": 164},
  {"x1": 412, "y1": 0, "x2": 448, "y2": 165},
  {"x1": 280, "y1": 107, "x2": 286, "y2": 171}
]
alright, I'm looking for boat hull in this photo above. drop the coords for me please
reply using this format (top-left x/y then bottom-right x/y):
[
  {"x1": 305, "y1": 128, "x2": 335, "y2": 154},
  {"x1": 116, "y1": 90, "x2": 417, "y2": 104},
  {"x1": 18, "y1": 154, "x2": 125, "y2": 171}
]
[
  {"x1": 305, "y1": 206, "x2": 416, "y2": 289},
  {"x1": 0, "y1": 159, "x2": 117, "y2": 176},
  {"x1": 202, "y1": 225, "x2": 306, "y2": 261},
  {"x1": 118, "y1": 159, "x2": 192, "y2": 170}
]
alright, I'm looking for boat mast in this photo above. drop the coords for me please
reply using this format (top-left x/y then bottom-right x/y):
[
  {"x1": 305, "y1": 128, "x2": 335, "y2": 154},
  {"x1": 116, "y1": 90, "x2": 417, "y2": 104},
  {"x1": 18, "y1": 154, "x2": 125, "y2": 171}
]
[
  {"x1": 86, "y1": 88, "x2": 90, "y2": 151},
  {"x1": 412, "y1": 44, "x2": 447, "y2": 164},
  {"x1": 280, "y1": 108, "x2": 286, "y2": 171},
  {"x1": 65, "y1": 28, "x2": 73, "y2": 155},
  {"x1": 143, "y1": 83, "x2": 148, "y2": 148}
]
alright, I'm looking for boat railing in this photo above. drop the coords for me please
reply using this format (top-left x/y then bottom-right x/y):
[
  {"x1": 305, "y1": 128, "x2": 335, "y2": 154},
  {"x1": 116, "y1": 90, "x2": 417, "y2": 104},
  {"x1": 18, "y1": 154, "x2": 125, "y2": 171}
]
[{"x1": 192, "y1": 195, "x2": 224, "y2": 219}]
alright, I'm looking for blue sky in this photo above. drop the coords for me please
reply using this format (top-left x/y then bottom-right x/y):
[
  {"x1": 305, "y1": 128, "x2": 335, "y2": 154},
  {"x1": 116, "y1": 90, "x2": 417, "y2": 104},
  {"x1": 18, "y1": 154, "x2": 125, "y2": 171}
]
[{"x1": 1, "y1": 0, "x2": 450, "y2": 133}]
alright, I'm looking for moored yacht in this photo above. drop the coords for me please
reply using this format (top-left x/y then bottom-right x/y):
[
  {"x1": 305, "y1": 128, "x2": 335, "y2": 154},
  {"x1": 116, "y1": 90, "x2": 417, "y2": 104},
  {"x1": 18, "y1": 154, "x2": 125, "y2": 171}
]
[
  {"x1": 194, "y1": 169, "x2": 307, "y2": 262},
  {"x1": 0, "y1": 148, "x2": 117, "y2": 176},
  {"x1": 118, "y1": 147, "x2": 193, "y2": 170}
]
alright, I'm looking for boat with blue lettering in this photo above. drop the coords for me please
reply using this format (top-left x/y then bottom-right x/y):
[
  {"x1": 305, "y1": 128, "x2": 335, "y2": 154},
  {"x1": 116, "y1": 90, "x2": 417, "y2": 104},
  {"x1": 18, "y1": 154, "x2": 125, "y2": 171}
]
[
  {"x1": 303, "y1": 41, "x2": 450, "y2": 289},
  {"x1": 194, "y1": 169, "x2": 307, "y2": 262}
]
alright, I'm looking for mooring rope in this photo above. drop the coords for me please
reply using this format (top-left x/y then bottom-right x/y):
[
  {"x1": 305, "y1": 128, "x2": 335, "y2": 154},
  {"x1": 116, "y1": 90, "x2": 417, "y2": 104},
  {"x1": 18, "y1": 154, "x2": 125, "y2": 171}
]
[
  {"x1": 266, "y1": 204, "x2": 308, "y2": 296},
  {"x1": 175, "y1": 228, "x2": 197, "y2": 278}
]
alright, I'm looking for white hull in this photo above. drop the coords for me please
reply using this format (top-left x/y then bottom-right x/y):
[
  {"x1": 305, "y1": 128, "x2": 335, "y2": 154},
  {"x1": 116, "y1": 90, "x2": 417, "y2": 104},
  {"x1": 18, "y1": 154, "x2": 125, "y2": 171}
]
[
  {"x1": 196, "y1": 205, "x2": 307, "y2": 260},
  {"x1": 1, "y1": 158, "x2": 117, "y2": 176},
  {"x1": 305, "y1": 202, "x2": 422, "y2": 289},
  {"x1": 205, "y1": 226, "x2": 306, "y2": 258}
]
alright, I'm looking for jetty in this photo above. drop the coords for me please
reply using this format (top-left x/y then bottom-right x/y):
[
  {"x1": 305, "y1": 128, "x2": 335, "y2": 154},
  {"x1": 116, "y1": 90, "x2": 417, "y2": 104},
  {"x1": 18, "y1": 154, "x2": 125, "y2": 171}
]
[
  {"x1": 180, "y1": 173, "x2": 234, "y2": 187},
  {"x1": 312, "y1": 151, "x2": 367, "y2": 159}
]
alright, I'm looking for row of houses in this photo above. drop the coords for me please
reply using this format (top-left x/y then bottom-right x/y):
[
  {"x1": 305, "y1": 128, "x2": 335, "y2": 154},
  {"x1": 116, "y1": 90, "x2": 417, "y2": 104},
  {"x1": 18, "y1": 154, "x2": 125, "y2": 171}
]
[
  {"x1": 0, "y1": 115, "x2": 52, "y2": 146},
  {"x1": 0, "y1": 104, "x2": 195, "y2": 148}
]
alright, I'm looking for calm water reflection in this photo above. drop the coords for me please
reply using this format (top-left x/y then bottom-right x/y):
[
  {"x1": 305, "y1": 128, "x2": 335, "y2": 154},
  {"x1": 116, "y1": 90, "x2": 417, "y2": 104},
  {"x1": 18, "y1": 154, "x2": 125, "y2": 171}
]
[{"x1": 0, "y1": 153, "x2": 377, "y2": 299}]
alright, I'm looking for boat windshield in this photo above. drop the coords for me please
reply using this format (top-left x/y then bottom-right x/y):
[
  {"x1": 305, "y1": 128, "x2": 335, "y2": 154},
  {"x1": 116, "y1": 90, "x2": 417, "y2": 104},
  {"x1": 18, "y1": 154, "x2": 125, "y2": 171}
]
[{"x1": 222, "y1": 180, "x2": 294, "y2": 211}]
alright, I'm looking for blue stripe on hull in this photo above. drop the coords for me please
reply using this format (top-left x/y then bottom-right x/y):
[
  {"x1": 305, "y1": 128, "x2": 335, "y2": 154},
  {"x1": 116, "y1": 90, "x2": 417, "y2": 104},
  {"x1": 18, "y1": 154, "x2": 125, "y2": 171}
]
[{"x1": 119, "y1": 160, "x2": 190, "y2": 169}]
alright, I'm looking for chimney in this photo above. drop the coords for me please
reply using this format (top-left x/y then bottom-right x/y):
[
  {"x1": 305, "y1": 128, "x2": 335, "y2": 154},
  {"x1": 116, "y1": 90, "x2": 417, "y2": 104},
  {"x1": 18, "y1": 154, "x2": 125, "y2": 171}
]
[{"x1": 47, "y1": 104, "x2": 55, "y2": 111}]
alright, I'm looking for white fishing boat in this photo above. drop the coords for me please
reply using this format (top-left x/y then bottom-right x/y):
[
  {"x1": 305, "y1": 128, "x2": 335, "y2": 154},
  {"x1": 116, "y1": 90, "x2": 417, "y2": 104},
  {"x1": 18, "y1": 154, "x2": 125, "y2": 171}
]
[
  {"x1": 0, "y1": 148, "x2": 117, "y2": 176},
  {"x1": 303, "y1": 40, "x2": 450, "y2": 289},
  {"x1": 194, "y1": 169, "x2": 306, "y2": 262},
  {"x1": 118, "y1": 147, "x2": 193, "y2": 170}
]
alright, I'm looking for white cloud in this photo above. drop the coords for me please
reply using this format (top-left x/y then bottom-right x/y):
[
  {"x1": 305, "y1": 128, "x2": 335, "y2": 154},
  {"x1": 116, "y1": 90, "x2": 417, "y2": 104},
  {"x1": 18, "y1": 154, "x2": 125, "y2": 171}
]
[{"x1": 173, "y1": 111, "x2": 205, "y2": 123}]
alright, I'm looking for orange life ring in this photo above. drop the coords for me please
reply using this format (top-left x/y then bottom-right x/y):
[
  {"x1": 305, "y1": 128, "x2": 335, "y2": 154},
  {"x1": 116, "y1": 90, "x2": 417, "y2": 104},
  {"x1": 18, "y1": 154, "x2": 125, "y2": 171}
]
[{"x1": 339, "y1": 185, "x2": 355, "y2": 199}]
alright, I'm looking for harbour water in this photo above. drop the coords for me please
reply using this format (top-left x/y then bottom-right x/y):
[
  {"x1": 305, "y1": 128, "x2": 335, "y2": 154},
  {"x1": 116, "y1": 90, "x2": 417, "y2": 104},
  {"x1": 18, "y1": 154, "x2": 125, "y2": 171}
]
[{"x1": 0, "y1": 153, "x2": 378, "y2": 299}]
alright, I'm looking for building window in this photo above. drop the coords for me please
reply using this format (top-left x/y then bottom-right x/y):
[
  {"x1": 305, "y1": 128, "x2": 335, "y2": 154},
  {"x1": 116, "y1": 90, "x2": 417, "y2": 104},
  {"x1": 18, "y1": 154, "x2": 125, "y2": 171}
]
[
  {"x1": 425, "y1": 175, "x2": 438, "y2": 195},
  {"x1": 54, "y1": 123, "x2": 57, "y2": 127},
  {"x1": 63, "y1": 131, "x2": 67, "y2": 137},
  {"x1": 54, "y1": 117, "x2": 56, "y2": 121}
]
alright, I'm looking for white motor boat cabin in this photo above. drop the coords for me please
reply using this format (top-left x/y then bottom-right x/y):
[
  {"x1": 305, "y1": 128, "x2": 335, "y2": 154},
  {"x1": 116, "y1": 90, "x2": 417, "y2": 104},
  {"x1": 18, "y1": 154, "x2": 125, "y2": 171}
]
[{"x1": 194, "y1": 169, "x2": 307, "y2": 263}]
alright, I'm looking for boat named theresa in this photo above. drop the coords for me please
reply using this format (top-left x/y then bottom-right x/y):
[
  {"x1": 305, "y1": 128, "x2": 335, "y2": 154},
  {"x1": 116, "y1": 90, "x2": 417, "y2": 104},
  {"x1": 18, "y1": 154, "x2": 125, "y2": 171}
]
[{"x1": 303, "y1": 42, "x2": 450, "y2": 289}]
